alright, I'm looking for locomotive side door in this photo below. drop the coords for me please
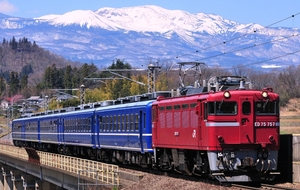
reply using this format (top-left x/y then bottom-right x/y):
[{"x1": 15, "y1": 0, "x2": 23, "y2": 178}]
[
  {"x1": 239, "y1": 97, "x2": 254, "y2": 143},
  {"x1": 198, "y1": 101, "x2": 204, "y2": 147}
]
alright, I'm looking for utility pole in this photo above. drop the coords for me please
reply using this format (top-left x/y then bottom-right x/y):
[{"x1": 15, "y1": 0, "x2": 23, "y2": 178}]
[{"x1": 84, "y1": 63, "x2": 162, "y2": 93}]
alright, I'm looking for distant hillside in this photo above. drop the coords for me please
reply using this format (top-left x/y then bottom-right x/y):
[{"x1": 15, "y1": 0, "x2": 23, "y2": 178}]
[
  {"x1": 1, "y1": 6, "x2": 300, "y2": 69},
  {"x1": 0, "y1": 37, "x2": 81, "y2": 85}
]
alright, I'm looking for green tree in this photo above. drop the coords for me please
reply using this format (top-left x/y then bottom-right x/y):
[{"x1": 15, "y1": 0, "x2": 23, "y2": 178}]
[
  {"x1": 63, "y1": 65, "x2": 73, "y2": 89},
  {"x1": 0, "y1": 76, "x2": 6, "y2": 96},
  {"x1": 20, "y1": 65, "x2": 33, "y2": 77},
  {"x1": 130, "y1": 75, "x2": 148, "y2": 95},
  {"x1": 9, "y1": 71, "x2": 19, "y2": 95},
  {"x1": 20, "y1": 74, "x2": 28, "y2": 90}
]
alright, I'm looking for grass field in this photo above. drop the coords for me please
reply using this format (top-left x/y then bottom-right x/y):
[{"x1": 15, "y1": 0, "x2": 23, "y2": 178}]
[{"x1": 280, "y1": 98, "x2": 300, "y2": 134}]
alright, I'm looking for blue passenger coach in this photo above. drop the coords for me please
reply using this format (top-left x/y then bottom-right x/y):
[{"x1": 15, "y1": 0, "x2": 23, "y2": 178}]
[
  {"x1": 12, "y1": 91, "x2": 171, "y2": 165},
  {"x1": 59, "y1": 109, "x2": 95, "y2": 153},
  {"x1": 95, "y1": 100, "x2": 154, "y2": 154}
]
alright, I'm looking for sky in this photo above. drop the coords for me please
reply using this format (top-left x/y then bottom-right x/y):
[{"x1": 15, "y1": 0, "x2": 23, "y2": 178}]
[{"x1": 0, "y1": 0, "x2": 300, "y2": 28}]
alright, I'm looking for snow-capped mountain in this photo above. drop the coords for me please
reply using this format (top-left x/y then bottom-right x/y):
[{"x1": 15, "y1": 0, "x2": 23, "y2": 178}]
[{"x1": 0, "y1": 5, "x2": 299, "y2": 69}]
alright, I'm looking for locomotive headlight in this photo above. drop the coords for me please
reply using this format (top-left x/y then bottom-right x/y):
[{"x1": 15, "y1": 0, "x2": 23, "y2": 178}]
[
  {"x1": 262, "y1": 91, "x2": 268, "y2": 98},
  {"x1": 223, "y1": 91, "x2": 230, "y2": 98}
]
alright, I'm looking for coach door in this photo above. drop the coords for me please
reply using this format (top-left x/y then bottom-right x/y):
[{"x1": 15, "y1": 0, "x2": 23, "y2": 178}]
[
  {"x1": 58, "y1": 118, "x2": 64, "y2": 144},
  {"x1": 91, "y1": 114, "x2": 98, "y2": 148},
  {"x1": 139, "y1": 111, "x2": 144, "y2": 153},
  {"x1": 239, "y1": 97, "x2": 254, "y2": 143},
  {"x1": 21, "y1": 121, "x2": 26, "y2": 141}
]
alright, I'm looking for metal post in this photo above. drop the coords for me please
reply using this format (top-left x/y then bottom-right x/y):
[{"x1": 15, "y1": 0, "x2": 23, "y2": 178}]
[
  {"x1": 147, "y1": 64, "x2": 161, "y2": 93},
  {"x1": 11, "y1": 99, "x2": 13, "y2": 119},
  {"x1": 80, "y1": 85, "x2": 85, "y2": 105},
  {"x1": 45, "y1": 95, "x2": 48, "y2": 112},
  {"x1": 22, "y1": 102, "x2": 26, "y2": 115}
]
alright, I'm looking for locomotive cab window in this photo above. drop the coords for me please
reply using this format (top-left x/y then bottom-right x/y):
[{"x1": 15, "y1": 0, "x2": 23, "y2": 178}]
[
  {"x1": 208, "y1": 101, "x2": 237, "y2": 115},
  {"x1": 242, "y1": 101, "x2": 251, "y2": 115},
  {"x1": 255, "y1": 101, "x2": 279, "y2": 115}
]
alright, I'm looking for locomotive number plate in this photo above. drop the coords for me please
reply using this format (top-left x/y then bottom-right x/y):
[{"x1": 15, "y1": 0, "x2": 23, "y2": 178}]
[{"x1": 254, "y1": 122, "x2": 278, "y2": 127}]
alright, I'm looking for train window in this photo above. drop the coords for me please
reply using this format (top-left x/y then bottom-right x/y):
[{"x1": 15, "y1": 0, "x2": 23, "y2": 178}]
[
  {"x1": 135, "y1": 114, "x2": 139, "y2": 131},
  {"x1": 112, "y1": 115, "x2": 116, "y2": 131},
  {"x1": 103, "y1": 116, "x2": 108, "y2": 131},
  {"x1": 87, "y1": 118, "x2": 91, "y2": 132},
  {"x1": 81, "y1": 118, "x2": 84, "y2": 132},
  {"x1": 99, "y1": 116, "x2": 103, "y2": 132},
  {"x1": 103, "y1": 116, "x2": 107, "y2": 131},
  {"x1": 166, "y1": 106, "x2": 172, "y2": 110},
  {"x1": 76, "y1": 118, "x2": 79, "y2": 132},
  {"x1": 159, "y1": 107, "x2": 165, "y2": 111},
  {"x1": 126, "y1": 114, "x2": 130, "y2": 131},
  {"x1": 106, "y1": 116, "x2": 109, "y2": 131},
  {"x1": 174, "y1": 105, "x2": 180, "y2": 110},
  {"x1": 122, "y1": 115, "x2": 125, "y2": 131},
  {"x1": 82, "y1": 118, "x2": 84, "y2": 132},
  {"x1": 255, "y1": 101, "x2": 278, "y2": 115},
  {"x1": 130, "y1": 114, "x2": 135, "y2": 131},
  {"x1": 207, "y1": 102, "x2": 215, "y2": 114},
  {"x1": 78, "y1": 118, "x2": 82, "y2": 132},
  {"x1": 109, "y1": 116, "x2": 112, "y2": 131},
  {"x1": 242, "y1": 101, "x2": 251, "y2": 115},
  {"x1": 182, "y1": 104, "x2": 189, "y2": 109},
  {"x1": 190, "y1": 103, "x2": 197, "y2": 108},
  {"x1": 216, "y1": 101, "x2": 237, "y2": 115},
  {"x1": 66, "y1": 119, "x2": 69, "y2": 132},
  {"x1": 117, "y1": 115, "x2": 121, "y2": 131},
  {"x1": 107, "y1": 116, "x2": 110, "y2": 131},
  {"x1": 121, "y1": 115, "x2": 124, "y2": 131}
]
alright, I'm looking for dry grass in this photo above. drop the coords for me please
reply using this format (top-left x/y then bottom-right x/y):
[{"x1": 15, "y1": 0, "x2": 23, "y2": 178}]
[{"x1": 280, "y1": 98, "x2": 300, "y2": 134}]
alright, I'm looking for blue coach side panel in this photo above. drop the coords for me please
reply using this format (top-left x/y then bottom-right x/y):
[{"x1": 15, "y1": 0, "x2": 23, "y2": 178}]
[
  {"x1": 60, "y1": 109, "x2": 95, "y2": 148},
  {"x1": 95, "y1": 100, "x2": 154, "y2": 153},
  {"x1": 12, "y1": 116, "x2": 39, "y2": 146},
  {"x1": 38, "y1": 114, "x2": 62, "y2": 145},
  {"x1": 12, "y1": 117, "x2": 25, "y2": 146}
]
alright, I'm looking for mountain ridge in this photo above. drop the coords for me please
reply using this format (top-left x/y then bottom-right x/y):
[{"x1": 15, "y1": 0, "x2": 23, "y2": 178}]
[{"x1": 0, "y1": 5, "x2": 299, "y2": 69}]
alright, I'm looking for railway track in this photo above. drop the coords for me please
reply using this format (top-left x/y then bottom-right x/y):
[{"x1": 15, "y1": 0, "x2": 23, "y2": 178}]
[{"x1": 0, "y1": 143, "x2": 298, "y2": 190}]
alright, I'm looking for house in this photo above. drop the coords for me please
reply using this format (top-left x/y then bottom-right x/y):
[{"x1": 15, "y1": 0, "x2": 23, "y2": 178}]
[{"x1": 0, "y1": 99, "x2": 9, "y2": 109}]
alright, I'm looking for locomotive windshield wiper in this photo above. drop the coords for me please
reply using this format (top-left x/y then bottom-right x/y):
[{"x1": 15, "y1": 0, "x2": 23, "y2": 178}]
[
  {"x1": 262, "y1": 99, "x2": 269, "y2": 112},
  {"x1": 218, "y1": 100, "x2": 224, "y2": 112}
]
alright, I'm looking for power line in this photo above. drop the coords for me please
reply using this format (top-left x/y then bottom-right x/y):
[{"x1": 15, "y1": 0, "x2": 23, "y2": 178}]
[
  {"x1": 165, "y1": 12, "x2": 300, "y2": 65},
  {"x1": 195, "y1": 33, "x2": 300, "y2": 62}
]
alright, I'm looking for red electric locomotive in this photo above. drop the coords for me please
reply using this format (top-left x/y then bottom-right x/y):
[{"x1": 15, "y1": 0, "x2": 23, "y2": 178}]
[{"x1": 152, "y1": 74, "x2": 280, "y2": 182}]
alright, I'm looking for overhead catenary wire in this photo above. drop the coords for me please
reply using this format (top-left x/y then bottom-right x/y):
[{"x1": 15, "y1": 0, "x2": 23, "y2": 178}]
[
  {"x1": 195, "y1": 33, "x2": 300, "y2": 62},
  {"x1": 164, "y1": 12, "x2": 300, "y2": 68}
]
